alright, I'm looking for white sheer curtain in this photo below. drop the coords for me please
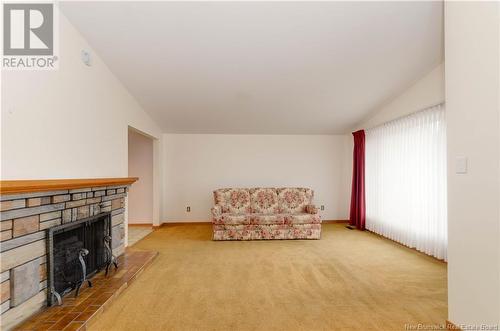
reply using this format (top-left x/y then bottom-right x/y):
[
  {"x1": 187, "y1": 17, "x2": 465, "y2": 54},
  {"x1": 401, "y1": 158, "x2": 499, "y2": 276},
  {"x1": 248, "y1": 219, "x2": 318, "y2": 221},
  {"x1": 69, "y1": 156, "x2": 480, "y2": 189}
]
[{"x1": 365, "y1": 104, "x2": 447, "y2": 260}]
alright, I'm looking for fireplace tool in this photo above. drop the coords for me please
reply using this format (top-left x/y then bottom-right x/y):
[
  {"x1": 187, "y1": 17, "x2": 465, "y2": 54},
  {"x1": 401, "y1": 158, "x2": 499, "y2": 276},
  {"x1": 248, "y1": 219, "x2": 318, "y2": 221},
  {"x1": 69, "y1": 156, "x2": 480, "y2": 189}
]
[
  {"x1": 104, "y1": 235, "x2": 118, "y2": 276},
  {"x1": 75, "y1": 248, "x2": 92, "y2": 297}
]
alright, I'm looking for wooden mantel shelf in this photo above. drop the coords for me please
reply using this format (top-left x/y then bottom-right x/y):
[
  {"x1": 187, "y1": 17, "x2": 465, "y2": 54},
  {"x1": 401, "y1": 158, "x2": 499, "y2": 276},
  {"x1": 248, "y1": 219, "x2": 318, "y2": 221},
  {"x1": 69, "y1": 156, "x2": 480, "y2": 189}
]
[{"x1": 0, "y1": 177, "x2": 138, "y2": 195}]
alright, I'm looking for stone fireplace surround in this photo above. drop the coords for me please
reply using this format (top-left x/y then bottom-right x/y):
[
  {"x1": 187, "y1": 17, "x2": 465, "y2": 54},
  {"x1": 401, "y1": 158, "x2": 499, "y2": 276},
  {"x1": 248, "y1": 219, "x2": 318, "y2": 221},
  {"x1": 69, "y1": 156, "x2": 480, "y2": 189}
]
[{"x1": 0, "y1": 178, "x2": 137, "y2": 330}]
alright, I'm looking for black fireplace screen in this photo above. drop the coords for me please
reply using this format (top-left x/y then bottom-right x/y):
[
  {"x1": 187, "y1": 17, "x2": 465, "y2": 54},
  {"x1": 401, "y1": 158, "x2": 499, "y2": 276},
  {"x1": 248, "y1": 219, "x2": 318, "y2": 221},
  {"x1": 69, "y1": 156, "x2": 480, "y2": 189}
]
[{"x1": 46, "y1": 212, "x2": 113, "y2": 306}]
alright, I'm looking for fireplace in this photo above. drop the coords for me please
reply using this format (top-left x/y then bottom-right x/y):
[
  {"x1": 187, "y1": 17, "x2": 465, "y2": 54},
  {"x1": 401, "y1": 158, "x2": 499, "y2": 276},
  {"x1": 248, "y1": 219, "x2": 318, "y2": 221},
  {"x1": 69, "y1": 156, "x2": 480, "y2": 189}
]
[
  {"x1": 0, "y1": 178, "x2": 135, "y2": 330},
  {"x1": 46, "y1": 212, "x2": 115, "y2": 306}
]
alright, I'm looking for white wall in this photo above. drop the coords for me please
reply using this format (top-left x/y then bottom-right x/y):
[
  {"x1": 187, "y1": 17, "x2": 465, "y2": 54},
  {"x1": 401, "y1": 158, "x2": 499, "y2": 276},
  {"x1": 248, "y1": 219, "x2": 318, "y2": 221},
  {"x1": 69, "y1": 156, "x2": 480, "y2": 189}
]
[
  {"x1": 1, "y1": 12, "x2": 162, "y2": 180},
  {"x1": 128, "y1": 129, "x2": 154, "y2": 224},
  {"x1": 445, "y1": 2, "x2": 500, "y2": 326},
  {"x1": 162, "y1": 134, "x2": 352, "y2": 222},
  {"x1": 355, "y1": 63, "x2": 445, "y2": 130},
  {"x1": 1, "y1": 11, "x2": 163, "y2": 247}
]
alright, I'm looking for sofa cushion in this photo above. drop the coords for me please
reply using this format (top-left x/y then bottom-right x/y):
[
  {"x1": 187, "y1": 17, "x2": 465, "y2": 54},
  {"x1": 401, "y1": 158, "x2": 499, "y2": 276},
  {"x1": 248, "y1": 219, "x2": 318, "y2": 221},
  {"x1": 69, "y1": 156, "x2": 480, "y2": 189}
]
[
  {"x1": 277, "y1": 188, "x2": 313, "y2": 213},
  {"x1": 285, "y1": 213, "x2": 321, "y2": 224},
  {"x1": 250, "y1": 188, "x2": 279, "y2": 213},
  {"x1": 215, "y1": 213, "x2": 320, "y2": 225},
  {"x1": 215, "y1": 213, "x2": 286, "y2": 225},
  {"x1": 251, "y1": 213, "x2": 285, "y2": 225},
  {"x1": 214, "y1": 188, "x2": 251, "y2": 214},
  {"x1": 215, "y1": 213, "x2": 252, "y2": 225}
]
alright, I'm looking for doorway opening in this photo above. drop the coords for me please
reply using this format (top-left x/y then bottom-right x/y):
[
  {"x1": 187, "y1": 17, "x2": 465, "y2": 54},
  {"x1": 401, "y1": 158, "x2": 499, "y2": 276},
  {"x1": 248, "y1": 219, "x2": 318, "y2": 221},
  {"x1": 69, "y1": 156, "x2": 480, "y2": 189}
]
[{"x1": 127, "y1": 128, "x2": 154, "y2": 246}]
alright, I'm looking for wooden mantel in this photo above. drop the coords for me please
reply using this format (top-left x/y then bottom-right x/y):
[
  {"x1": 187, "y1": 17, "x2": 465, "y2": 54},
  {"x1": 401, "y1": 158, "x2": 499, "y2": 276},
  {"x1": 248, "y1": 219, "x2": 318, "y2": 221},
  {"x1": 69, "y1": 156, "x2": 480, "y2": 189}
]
[{"x1": 0, "y1": 177, "x2": 138, "y2": 195}]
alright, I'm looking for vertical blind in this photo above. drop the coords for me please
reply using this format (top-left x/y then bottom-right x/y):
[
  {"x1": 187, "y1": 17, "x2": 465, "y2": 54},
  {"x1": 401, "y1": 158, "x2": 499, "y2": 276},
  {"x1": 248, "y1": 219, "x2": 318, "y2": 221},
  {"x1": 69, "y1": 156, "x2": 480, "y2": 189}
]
[{"x1": 365, "y1": 104, "x2": 447, "y2": 260}]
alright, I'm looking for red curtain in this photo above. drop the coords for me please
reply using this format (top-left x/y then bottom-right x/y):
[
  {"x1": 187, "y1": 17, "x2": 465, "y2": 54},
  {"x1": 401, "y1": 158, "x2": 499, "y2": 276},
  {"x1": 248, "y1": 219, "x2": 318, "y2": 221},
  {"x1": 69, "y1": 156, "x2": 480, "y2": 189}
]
[{"x1": 349, "y1": 130, "x2": 365, "y2": 230}]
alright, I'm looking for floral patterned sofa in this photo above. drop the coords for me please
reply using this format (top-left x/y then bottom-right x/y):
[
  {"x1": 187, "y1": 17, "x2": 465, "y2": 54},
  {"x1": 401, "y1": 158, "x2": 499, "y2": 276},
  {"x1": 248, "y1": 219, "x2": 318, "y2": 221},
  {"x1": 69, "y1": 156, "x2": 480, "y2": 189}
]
[{"x1": 211, "y1": 188, "x2": 321, "y2": 240}]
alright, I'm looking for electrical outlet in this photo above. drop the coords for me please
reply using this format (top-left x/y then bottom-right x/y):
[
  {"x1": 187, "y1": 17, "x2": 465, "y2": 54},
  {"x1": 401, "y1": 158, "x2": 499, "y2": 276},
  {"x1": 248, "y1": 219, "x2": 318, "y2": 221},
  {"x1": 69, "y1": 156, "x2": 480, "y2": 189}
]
[
  {"x1": 186, "y1": 206, "x2": 191, "y2": 212},
  {"x1": 321, "y1": 205, "x2": 325, "y2": 211}
]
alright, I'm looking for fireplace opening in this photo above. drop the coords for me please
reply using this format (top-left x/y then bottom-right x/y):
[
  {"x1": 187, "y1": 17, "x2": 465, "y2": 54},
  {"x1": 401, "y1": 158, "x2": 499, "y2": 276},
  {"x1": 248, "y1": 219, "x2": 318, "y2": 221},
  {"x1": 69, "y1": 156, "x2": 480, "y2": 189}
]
[{"x1": 46, "y1": 212, "x2": 115, "y2": 306}]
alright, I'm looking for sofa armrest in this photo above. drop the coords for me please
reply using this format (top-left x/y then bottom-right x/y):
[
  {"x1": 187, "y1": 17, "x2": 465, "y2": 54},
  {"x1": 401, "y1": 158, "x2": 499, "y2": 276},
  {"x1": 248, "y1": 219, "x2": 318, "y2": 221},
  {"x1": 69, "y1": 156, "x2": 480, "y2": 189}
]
[
  {"x1": 211, "y1": 205, "x2": 223, "y2": 217},
  {"x1": 305, "y1": 204, "x2": 319, "y2": 214}
]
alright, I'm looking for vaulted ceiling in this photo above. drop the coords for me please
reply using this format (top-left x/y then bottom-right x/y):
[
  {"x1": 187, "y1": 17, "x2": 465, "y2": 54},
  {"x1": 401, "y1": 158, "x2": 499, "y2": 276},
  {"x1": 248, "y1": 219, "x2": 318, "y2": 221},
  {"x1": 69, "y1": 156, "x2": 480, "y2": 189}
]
[{"x1": 61, "y1": 1, "x2": 443, "y2": 134}]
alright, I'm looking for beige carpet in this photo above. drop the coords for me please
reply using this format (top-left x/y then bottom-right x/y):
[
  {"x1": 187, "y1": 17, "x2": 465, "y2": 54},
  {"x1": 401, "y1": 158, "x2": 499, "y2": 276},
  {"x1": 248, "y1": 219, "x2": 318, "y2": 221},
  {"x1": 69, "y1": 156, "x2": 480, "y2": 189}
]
[{"x1": 90, "y1": 223, "x2": 447, "y2": 331}]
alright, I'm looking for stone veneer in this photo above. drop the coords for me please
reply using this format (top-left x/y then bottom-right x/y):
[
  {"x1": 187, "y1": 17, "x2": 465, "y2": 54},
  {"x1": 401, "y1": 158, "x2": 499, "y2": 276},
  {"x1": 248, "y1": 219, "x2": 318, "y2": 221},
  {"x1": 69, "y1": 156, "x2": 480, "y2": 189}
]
[{"x1": 0, "y1": 185, "x2": 129, "y2": 330}]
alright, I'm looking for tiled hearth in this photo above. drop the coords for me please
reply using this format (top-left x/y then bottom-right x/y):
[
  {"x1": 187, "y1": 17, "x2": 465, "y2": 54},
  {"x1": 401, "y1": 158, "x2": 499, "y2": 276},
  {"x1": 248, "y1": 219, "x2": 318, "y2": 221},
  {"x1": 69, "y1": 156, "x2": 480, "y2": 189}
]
[
  {"x1": 14, "y1": 249, "x2": 157, "y2": 331},
  {"x1": 0, "y1": 178, "x2": 137, "y2": 330}
]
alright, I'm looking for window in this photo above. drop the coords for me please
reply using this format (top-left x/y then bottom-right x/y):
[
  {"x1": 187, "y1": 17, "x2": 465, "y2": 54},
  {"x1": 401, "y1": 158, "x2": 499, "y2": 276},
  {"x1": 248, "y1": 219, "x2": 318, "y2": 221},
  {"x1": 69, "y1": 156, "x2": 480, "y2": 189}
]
[{"x1": 365, "y1": 104, "x2": 447, "y2": 260}]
